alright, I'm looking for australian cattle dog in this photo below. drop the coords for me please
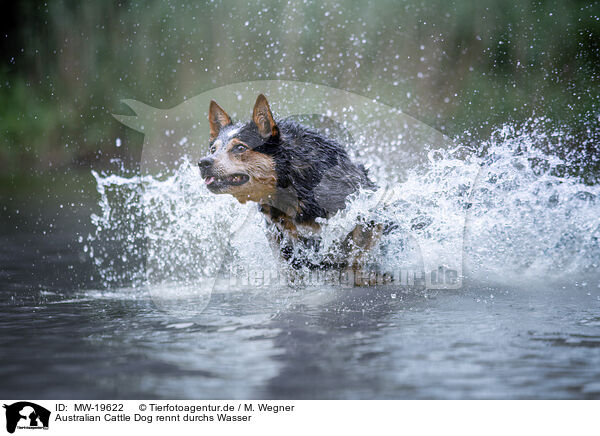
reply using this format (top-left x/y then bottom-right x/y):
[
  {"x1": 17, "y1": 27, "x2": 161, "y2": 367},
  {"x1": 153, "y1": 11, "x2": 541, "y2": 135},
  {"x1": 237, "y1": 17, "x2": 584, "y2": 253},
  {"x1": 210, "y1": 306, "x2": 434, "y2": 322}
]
[{"x1": 198, "y1": 94, "x2": 384, "y2": 284}]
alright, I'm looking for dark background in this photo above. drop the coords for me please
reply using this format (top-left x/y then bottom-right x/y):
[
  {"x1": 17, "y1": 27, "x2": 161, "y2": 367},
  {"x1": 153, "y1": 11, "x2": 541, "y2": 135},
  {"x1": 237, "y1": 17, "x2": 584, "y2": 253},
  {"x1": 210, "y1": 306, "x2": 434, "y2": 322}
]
[{"x1": 0, "y1": 0, "x2": 598, "y2": 181}]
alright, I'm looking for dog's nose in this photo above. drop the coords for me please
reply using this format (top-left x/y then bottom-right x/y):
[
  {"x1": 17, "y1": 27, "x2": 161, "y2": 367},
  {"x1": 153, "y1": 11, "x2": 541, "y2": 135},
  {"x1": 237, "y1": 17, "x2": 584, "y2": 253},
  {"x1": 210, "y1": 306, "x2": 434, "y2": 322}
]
[{"x1": 198, "y1": 158, "x2": 214, "y2": 170}]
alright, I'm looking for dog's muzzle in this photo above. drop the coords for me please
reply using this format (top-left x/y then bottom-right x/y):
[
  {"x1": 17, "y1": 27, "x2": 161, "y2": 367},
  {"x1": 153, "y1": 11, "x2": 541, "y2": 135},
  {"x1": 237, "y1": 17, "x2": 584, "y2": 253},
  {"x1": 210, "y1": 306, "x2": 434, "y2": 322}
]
[
  {"x1": 198, "y1": 158, "x2": 249, "y2": 191},
  {"x1": 198, "y1": 158, "x2": 214, "y2": 175}
]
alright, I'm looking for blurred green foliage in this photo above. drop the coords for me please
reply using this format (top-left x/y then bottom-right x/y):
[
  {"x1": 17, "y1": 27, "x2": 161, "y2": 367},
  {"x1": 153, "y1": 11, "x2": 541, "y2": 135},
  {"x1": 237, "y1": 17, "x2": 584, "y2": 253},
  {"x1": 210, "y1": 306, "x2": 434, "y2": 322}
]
[{"x1": 0, "y1": 0, "x2": 598, "y2": 174}]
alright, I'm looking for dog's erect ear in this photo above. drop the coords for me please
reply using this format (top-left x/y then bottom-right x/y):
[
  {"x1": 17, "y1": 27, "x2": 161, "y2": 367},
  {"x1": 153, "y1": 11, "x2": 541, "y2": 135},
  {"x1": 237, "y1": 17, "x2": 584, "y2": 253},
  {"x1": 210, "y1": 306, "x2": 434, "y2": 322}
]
[
  {"x1": 253, "y1": 94, "x2": 279, "y2": 139},
  {"x1": 209, "y1": 100, "x2": 232, "y2": 141}
]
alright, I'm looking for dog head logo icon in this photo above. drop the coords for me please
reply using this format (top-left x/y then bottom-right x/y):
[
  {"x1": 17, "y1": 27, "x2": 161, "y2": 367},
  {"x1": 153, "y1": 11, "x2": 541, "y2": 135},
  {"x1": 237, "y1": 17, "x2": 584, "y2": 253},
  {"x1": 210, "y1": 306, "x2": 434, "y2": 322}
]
[{"x1": 3, "y1": 402, "x2": 51, "y2": 433}]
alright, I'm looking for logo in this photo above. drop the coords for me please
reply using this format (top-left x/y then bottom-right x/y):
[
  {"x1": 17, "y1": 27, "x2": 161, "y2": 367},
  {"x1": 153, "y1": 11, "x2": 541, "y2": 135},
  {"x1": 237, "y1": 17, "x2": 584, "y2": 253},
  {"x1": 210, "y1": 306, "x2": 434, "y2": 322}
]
[{"x1": 3, "y1": 402, "x2": 50, "y2": 434}]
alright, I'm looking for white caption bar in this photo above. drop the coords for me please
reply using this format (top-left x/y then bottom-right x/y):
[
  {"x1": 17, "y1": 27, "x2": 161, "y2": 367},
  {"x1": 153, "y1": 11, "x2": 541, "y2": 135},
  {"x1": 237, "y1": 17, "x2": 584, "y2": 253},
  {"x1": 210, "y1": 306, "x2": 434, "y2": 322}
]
[{"x1": 1, "y1": 400, "x2": 597, "y2": 435}]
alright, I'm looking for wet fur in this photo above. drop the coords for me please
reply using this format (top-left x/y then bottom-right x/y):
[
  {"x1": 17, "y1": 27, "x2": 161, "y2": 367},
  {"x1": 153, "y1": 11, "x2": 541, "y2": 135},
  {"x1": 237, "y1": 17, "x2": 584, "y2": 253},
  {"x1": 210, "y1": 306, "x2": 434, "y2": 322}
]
[
  {"x1": 237, "y1": 118, "x2": 375, "y2": 222},
  {"x1": 199, "y1": 95, "x2": 377, "y2": 273}
]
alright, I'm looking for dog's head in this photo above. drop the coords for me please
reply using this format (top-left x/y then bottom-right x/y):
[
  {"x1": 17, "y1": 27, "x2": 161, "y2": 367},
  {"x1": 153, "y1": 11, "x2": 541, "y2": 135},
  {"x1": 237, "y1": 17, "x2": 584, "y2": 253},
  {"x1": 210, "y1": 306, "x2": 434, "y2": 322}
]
[{"x1": 198, "y1": 94, "x2": 280, "y2": 204}]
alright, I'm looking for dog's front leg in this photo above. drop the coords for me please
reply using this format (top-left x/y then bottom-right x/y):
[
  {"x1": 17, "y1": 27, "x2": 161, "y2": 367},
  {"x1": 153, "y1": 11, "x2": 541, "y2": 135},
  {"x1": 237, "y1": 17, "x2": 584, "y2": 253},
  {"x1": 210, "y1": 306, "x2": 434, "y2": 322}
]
[{"x1": 264, "y1": 225, "x2": 287, "y2": 261}]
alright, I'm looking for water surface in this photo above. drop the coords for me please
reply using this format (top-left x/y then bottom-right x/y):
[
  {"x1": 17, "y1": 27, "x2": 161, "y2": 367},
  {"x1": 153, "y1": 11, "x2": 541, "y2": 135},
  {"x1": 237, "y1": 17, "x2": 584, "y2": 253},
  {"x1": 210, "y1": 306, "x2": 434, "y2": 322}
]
[{"x1": 1, "y1": 169, "x2": 599, "y2": 399}]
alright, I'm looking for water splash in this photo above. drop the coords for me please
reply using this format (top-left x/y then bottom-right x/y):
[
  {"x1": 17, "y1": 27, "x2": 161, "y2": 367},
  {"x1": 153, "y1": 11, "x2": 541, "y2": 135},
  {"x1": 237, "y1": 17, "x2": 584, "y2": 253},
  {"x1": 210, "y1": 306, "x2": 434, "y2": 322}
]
[
  {"x1": 462, "y1": 120, "x2": 600, "y2": 287},
  {"x1": 88, "y1": 119, "x2": 600, "y2": 297}
]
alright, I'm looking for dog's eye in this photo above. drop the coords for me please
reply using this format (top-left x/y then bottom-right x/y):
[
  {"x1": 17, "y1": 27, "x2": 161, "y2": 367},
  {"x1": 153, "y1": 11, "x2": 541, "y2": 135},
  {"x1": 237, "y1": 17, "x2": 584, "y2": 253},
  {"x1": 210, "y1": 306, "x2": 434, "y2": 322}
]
[{"x1": 231, "y1": 144, "x2": 247, "y2": 154}]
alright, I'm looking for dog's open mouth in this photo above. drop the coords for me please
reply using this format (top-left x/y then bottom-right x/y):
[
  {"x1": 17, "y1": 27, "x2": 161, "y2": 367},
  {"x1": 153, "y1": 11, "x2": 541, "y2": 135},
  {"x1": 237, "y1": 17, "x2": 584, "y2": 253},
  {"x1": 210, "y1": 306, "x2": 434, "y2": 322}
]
[{"x1": 204, "y1": 173, "x2": 249, "y2": 190}]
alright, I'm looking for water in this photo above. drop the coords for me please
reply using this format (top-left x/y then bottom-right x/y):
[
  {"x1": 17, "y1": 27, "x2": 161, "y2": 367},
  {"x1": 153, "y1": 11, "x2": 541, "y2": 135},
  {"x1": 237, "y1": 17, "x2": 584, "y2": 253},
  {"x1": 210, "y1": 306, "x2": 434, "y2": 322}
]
[{"x1": 1, "y1": 120, "x2": 599, "y2": 399}]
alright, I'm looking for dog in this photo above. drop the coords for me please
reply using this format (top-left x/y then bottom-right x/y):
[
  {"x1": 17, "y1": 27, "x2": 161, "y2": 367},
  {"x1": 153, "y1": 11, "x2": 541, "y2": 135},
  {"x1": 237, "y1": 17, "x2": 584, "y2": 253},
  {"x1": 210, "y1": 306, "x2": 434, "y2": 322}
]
[{"x1": 198, "y1": 94, "x2": 383, "y2": 281}]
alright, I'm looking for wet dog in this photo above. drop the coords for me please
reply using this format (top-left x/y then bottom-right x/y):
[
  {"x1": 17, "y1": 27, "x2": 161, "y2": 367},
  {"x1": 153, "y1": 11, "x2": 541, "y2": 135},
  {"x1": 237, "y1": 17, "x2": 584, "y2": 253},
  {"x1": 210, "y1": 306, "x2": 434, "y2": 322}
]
[{"x1": 198, "y1": 94, "x2": 381, "y2": 279}]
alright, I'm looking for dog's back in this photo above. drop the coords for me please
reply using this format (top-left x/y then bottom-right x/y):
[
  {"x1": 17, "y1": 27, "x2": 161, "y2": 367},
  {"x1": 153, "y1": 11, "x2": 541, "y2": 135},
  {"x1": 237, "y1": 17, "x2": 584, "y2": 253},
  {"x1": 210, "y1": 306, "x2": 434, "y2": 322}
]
[{"x1": 257, "y1": 117, "x2": 375, "y2": 225}]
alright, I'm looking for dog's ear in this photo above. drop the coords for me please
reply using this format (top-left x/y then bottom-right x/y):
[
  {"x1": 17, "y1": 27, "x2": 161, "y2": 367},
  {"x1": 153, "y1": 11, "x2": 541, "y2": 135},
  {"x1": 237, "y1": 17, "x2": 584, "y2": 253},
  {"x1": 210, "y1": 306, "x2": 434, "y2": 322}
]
[
  {"x1": 253, "y1": 94, "x2": 279, "y2": 139},
  {"x1": 209, "y1": 100, "x2": 232, "y2": 141}
]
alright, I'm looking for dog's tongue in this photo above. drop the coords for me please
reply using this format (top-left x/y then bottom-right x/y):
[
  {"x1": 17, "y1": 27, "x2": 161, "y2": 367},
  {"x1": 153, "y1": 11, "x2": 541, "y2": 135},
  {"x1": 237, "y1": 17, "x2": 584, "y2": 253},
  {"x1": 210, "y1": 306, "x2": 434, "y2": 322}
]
[{"x1": 205, "y1": 176, "x2": 215, "y2": 185}]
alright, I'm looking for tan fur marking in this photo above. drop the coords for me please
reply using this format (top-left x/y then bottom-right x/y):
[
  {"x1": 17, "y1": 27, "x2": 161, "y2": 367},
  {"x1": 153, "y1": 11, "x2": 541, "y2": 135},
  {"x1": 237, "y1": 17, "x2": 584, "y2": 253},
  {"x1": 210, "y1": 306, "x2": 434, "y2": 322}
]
[
  {"x1": 224, "y1": 150, "x2": 277, "y2": 203},
  {"x1": 226, "y1": 138, "x2": 247, "y2": 150}
]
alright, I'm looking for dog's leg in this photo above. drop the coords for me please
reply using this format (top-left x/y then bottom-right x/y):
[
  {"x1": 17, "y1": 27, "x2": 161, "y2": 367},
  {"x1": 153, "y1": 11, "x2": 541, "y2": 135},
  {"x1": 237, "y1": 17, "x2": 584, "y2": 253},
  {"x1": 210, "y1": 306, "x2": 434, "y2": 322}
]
[{"x1": 343, "y1": 221, "x2": 384, "y2": 286}]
